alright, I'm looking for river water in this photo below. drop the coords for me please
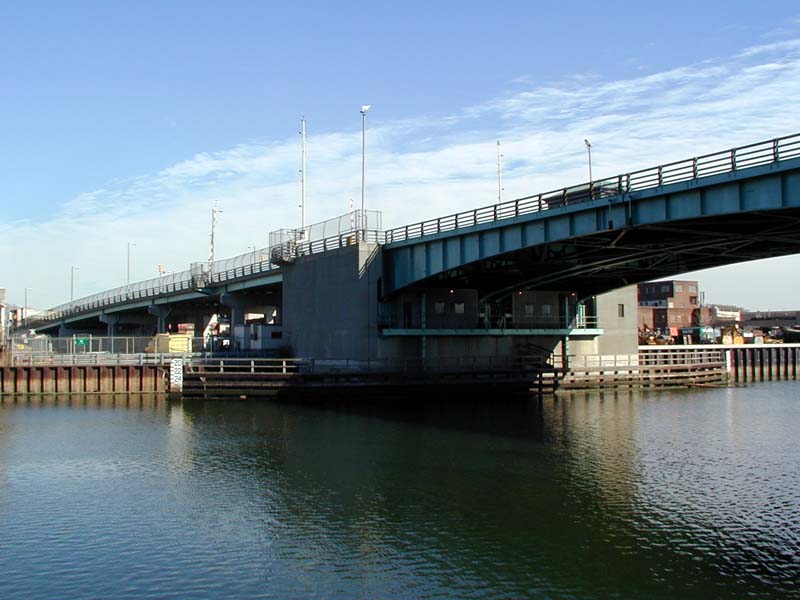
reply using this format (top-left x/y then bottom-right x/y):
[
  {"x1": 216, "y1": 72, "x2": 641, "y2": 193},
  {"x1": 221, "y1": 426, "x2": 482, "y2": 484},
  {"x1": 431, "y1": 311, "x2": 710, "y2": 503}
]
[{"x1": 0, "y1": 382, "x2": 798, "y2": 599}]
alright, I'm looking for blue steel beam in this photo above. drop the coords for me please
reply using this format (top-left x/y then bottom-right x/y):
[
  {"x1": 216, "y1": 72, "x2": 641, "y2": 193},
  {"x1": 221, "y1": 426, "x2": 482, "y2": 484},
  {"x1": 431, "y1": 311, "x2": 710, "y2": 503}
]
[
  {"x1": 26, "y1": 132, "x2": 800, "y2": 329},
  {"x1": 384, "y1": 157, "x2": 800, "y2": 297}
]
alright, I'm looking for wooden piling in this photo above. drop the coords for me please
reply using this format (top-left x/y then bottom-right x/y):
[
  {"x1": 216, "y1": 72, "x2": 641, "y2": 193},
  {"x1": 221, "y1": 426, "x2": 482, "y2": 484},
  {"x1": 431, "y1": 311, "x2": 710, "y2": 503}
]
[{"x1": 0, "y1": 365, "x2": 168, "y2": 397}]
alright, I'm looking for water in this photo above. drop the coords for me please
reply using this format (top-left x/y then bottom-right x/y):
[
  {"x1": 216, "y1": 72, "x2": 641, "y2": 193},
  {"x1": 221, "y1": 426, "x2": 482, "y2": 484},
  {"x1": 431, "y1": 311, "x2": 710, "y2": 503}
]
[{"x1": 0, "y1": 383, "x2": 798, "y2": 599}]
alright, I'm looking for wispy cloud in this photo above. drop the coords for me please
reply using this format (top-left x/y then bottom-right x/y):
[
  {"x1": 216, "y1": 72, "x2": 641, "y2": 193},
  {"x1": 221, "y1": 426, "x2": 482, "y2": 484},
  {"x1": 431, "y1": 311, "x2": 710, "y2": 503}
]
[{"x1": 3, "y1": 37, "x2": 800, "y2": 309}]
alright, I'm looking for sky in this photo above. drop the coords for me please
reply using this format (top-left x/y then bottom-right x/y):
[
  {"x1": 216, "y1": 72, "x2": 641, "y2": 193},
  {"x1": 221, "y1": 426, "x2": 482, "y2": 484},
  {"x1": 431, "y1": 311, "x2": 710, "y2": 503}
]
[{"x1": 2, "y1": 1, "x2": 800, "y2": 310}]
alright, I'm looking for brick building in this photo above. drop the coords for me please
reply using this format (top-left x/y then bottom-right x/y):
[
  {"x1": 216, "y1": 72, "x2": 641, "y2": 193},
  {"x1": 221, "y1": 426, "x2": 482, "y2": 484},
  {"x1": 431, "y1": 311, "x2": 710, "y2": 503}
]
[{"x1": 637, "y1": 280, "x2": 712, "y2": 333}]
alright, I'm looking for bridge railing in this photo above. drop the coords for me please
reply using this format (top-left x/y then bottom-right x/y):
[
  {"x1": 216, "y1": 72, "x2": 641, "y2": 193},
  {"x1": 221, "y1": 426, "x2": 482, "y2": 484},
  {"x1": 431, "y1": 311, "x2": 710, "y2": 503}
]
[
  {"x1": 378, "y1": 306, "x2": 600, "y2": 331},
  {"x1": 384, "y1": 132, "x2": 800, "y2": 244},
  {"x1": 28, "y1": 133, "x2": 800, "y2": 327},
  {"x1": 301, "y1": 355, "x2": 556, "y2": 374},
  {"x1": 28, "y1": 211, "x2": 386, "y2": 329}
]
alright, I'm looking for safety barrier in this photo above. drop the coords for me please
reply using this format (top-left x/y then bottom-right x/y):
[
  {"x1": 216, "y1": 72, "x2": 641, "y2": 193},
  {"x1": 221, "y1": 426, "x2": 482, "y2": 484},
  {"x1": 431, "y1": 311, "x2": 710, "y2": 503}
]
[{"x1": 384, "y1": 133, "x2": 800, "y2": 244}]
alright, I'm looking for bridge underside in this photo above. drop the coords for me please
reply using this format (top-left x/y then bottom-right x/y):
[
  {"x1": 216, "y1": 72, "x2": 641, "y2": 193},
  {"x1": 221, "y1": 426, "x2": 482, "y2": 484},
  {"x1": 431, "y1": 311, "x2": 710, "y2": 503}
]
[
  {"x1": 398, "y1": 207, "x2": 800, "y2": 302},
  {"x1": 35, "y1": 286, "x2": 281, "y2": 336}
]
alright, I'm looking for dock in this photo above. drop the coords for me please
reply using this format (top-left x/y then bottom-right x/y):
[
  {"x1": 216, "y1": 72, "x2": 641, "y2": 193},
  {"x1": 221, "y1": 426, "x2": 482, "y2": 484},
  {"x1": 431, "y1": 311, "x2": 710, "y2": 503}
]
[{"x1": 2, "y1": 344, "x2": 799, "y2": 400}]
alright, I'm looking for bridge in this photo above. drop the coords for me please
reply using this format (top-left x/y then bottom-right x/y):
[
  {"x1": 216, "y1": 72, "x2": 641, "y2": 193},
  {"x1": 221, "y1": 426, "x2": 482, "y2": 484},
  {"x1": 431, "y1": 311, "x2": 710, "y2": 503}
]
[
  {"x1": 23, "y1": 133, "x2": 800, "y2": 364},
  {"x1": 382, "y1": 136, "x2": 800, "y2": 298}
]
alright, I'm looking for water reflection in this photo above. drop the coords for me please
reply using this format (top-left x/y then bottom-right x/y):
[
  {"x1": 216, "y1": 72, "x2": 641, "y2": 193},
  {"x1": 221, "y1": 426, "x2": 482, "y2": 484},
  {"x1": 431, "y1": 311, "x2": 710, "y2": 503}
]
[{"x1": 0, "y1": 383, "x2": 798, "y2": 599}]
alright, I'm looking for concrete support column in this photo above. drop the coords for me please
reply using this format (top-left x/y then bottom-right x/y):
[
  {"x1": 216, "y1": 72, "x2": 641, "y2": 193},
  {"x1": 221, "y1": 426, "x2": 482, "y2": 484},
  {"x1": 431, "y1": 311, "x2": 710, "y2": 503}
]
[
  {"x1": 220, "y1": 293, "x2": 246, "y2": 328},
  {"x1": 192, "y1": 315, "x2": 213, "y2": 337},
  {"x1": 58, "y1": 323, "x2": 73, "y2": 337},
  {"x1": 99, "y1": 313, "x2": 120, "y2": 337},
  {"x1": 221, "y1": 293, "x2": 247, "y2": 351},
  {"x1": 148, "y1": 304, "x2": 173, "y2": 334},
  {"x1": 420, "y1": 291, "x2": 427, "y2": 362}
]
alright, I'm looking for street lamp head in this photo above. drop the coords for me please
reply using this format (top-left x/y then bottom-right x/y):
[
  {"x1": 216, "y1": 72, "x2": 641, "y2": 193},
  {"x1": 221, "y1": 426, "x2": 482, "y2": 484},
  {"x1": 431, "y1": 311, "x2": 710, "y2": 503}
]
[
  {"x1": 584, "y1": 138, "x2": 592, "y2": 149},
  {"x1": 360, "y1": 104, "x2": 371, "y2": 114}
]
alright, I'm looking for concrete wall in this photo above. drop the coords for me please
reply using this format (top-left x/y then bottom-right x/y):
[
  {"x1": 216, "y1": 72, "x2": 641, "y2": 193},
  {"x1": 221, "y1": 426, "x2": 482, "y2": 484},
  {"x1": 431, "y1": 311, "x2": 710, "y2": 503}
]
[
  {"x1": 282, "y1": 242, "x2": 411, "y2": 361},
  {"x1": 512, "y1": 290, "x2": 565, "y2": 328},
  {"x1": 283, "y1": 244, "x2": 637, "y2": 363},
  {"x1": 596, "y1": 286, "x2": 638, "y2": 355},
  {"x1": 425, "y1": 335, "x2": 562, "y2": 362},
  {"x1": 425, "y1": 289, "x2": 479, "y2": 329},
  {"x1": 567, "y1": 286, "x2": 637, "y2": 358}
]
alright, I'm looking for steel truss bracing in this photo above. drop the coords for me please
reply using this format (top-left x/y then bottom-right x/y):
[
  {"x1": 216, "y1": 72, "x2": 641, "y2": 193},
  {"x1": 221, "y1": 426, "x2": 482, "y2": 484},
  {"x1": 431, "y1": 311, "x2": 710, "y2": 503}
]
[
  {"x1": 411, "y1": 207, "x2": 800, "y2": 303},
  {"x1": 385, "y1": 137, "x2": 800, "y2": 302}
]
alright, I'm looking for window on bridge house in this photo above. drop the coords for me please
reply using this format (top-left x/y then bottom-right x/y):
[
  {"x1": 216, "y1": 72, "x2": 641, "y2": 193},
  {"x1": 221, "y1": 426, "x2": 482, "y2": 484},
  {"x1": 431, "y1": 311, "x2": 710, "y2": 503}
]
[
  {"x1": 454, "y1": 301, "x2": 465, "y2": 315},
  {"x1": 524, "y1": 304, "x2": 535, "y2": 316},
  {"x1": 618, "y1": 304, "x2": 625, "y2": 318},
  {"x1": 434, "y1": 301, "x2": 445, "y2": 315}
]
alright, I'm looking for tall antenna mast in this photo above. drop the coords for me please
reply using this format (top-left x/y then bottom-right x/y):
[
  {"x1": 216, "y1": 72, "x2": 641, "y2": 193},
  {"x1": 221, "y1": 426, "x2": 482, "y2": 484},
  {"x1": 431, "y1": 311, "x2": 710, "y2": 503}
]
[
  {"x1": 209, "y1": 202, "x2": 222, "y2": 274},
  {"x1": 349, "y1": 198, "x2": 355, "y2": 232},
  {"x1": 300, "y1": 116, "x2": 307, "y2": 237},
  {"x1": 497, "y1": 140, "x2": 504, "y2": 203}
]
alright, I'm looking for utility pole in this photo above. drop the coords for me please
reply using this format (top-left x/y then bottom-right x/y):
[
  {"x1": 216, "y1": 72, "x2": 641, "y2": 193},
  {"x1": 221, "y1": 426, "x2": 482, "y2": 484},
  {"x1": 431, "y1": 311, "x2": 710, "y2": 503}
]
[
  {"x1": 300, "y1": 116, "x2": 307, "y2": 238},
  {"x1": 360, "y1": 104, "x2": 371, "y2": 238},
  {"x1": 349, "y1": 198, "x2": 355, "y2": 232},
  {"x1": 127, "y1": 242, "x2": 136, "y2": 285},
  {"x1": 497, "y1": 140, "x2": 504, "y2": 203},
  {"x1": 584, "y1": 138, "x2": 593, "y2": 183},
  {"x1": 24, "y1": 287, "x2": 30, "y2": 329},
  {"x1": 209, "y1": 202, "x2": 222, "y2": 275}
]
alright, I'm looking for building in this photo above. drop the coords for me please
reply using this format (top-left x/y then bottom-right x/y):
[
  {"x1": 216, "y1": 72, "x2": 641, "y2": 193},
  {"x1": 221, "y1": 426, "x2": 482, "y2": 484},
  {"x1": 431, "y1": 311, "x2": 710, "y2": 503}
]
[
  {"x1": 637, "y1": 280, "x2": 712, "y2": 334},
  {"x1": 281, "y1": 243, "x2": 640, "y2": 368},
  {"x1": 709, "y1": 305, "x2": 743, "y2": 326}
]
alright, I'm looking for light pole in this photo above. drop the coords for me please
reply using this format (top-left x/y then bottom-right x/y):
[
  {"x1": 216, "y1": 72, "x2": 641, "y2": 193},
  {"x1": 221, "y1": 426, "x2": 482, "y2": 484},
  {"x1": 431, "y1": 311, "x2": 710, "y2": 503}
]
[
  {"x1": 127, "y1": 242, "x2": 136, "y2": 285},
  {"x1": 497, "y1": 140, "x2": 504, "y2": 203},
  {"x1": 70, "y1": 266, "x2": 79, "y2": 301},
  {"x1": 24, "y1": 287, "x2": 30, "y2": 329},
  {"x1": 360, "y1": 104, "x2": 371, "y2": 239},
  {"x1": 584, "y1": 138, "x2": 593, "y2": 183},
  {"x1": 209, "y1": 203, "x2": 222, "y2": 275},
  {"x1": 300, "y1": 116, "x2": 307, "y2": 238}
]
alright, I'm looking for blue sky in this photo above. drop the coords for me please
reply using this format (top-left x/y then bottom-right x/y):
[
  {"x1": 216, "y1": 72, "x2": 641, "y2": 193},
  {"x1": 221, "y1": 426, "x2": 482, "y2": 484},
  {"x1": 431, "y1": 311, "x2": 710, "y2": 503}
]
[{"x1": 2, "y1": 1, "x2": 800, "y2": 309}]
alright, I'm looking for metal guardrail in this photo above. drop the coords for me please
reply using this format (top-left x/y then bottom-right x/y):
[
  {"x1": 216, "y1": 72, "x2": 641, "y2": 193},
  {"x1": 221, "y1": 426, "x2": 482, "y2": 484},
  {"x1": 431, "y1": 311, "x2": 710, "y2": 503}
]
[
  {"x1": 185, "y1": 357, "x2": 306, "y2": 374},
  {"x1": 26, "y1": 254, "x2": 278, "y2": 328},
  {"x1": 27, "y1": 133, "x2": 800, "y2": 328},
  {"x1": 7, "y1": 335, "x2": 264, "y2": 366},
  {"x1": 11, "y1": 352, "x2": 196, "y2": 367},
  {"x1": 378, "y1": 313, "x2": 601, "y2": 330},
  {"x1": 28, "y1": 226, "x2": 383, "y2": 329},
  {"x1": 383, "y1": 132, "x2": 800, "y2": 243},
  {"x1": 301, "y1": 355, "x2": 554, "y2": 374}
]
